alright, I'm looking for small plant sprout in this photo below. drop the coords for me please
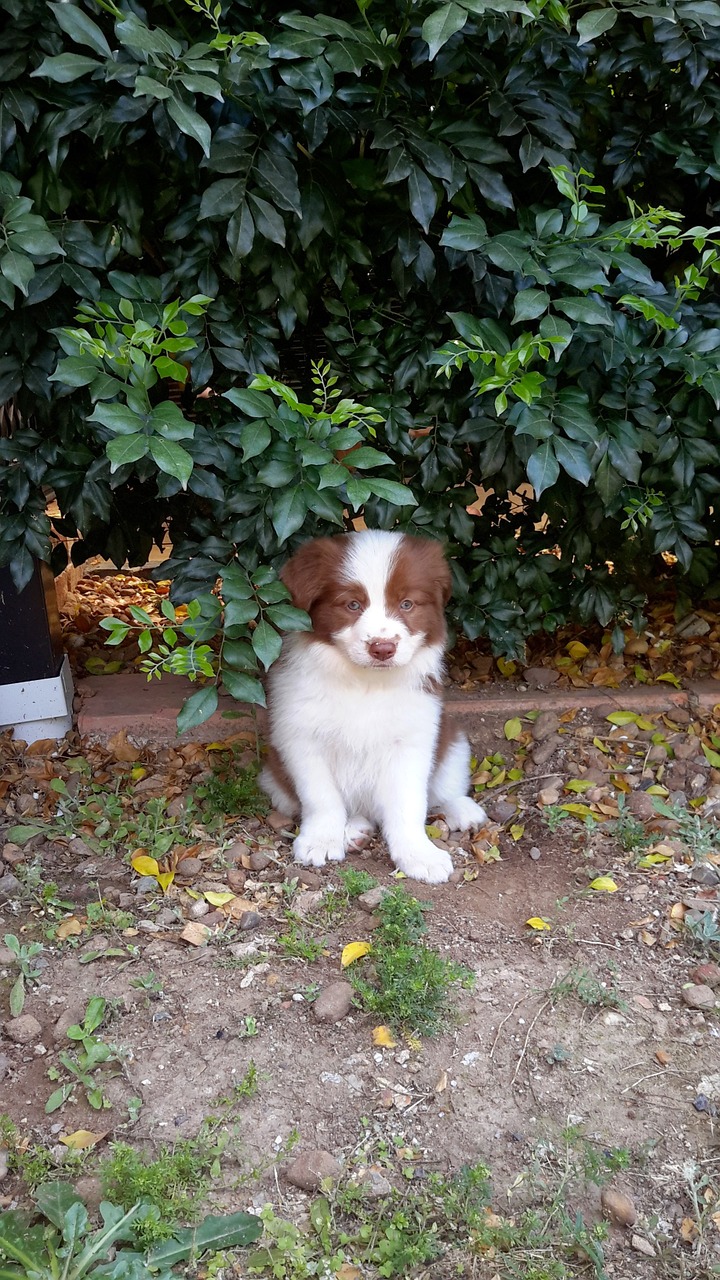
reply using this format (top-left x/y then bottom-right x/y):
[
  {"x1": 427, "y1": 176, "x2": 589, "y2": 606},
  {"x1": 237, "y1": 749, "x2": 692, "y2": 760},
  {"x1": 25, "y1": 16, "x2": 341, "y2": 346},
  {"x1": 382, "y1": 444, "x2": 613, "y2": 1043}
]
[{"x1": 4, "y1": 933, "x2": 44, "y2": 1017}]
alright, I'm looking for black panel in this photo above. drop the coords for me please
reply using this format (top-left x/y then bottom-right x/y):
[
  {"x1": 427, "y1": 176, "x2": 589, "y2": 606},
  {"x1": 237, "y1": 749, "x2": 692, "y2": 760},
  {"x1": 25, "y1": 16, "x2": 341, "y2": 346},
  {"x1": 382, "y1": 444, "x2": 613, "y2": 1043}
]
[{"x1": 0, "y1": 562, "x2": 64, "y2": 685}]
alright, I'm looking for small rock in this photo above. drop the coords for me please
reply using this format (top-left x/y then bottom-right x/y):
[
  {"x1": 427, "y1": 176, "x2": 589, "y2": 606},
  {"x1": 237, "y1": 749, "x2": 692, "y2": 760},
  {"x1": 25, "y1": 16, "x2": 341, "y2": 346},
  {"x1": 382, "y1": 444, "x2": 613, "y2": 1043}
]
[
  {"x1": 312, "y1": 981, "x2": 355, "y2": 1023},
  {"x1": 0, "y1": 873, "x2": 21, "y2": 899},
  {"x1": 137, "y1": 920, "x2": 163, "y2": 933},
  {"x1": 189, "y1": 899, "x2": 210, "y2": 920},
  {"x1": 227, "y1": 869, "x2": 247, "y2": 893},
  {"x1": 2, "y1": 843, "x2": 24, "y2": 866},
  {"x1": 176, "y1": 857, "x2": 203, "y2": 880},
  {"x1": 646, "y1": 744, "x2": 668, "y2": 763},
  {"x1": 166, "y1": 795, "x2": 188, "y2": 818},
  {"x1": 523, "y1": 667, "x2": 560, "y2": 689},
  {"x1": 225, "y1": 840, "x2": 249, "y2": 863},
  {"x1": 288, "y1": 867, "x2": 321, "y2": 890},
  {"x1": 350, "y1": 1166, "x2": 393, "y2": 1198},
  {"x1": 691, "y1": 962, "x2": 720, "y2": 988},
  {"x1": 293, "y1": 890, "x2": 324, "y2": 918},
  {"x1": 529, "y1": 846, "x2": 542, "y2": 861},
  {"x1": 538, "y1": 785, "x2": 562, "y2": 806},
  {"x1": 631, "y1": 1234, "x2": 655, "y2": 1258},
  {"x1": 531, "y1": 735, "x2": 562, "y2": 767},
  {"x1": 674, "y1": 613, "x2": 711, "y2": 638},
  {"x1": 0, "y1": 945, "x2": 15, "y2": 965},
  {"x1": 358, "y1": 886, "x2": 390, "y2": 912},
  {"x1": 68, "y1": 836, "x2": 94, "y2": 860},
  {"x1": 248, "y1": 851, "x2": 271, "y2": 872},
  {"x1": 681, "y1": 984, "x2": 717, "y2": 1011},
  {"x1": 689, "y1": 771, "x2": 710, "y2": 799},
  {"x1": 53, "y1": 1005, "x2": 87, "y2": 1043},
  {"x1": 4, "y1": 1013, "x2": 42, "y2": 1044},
  {"x1": 239, "y1": 911, "x2": 263, "y2": 931},
  {"x1": 0, "y1": 1053, "x2": 10, "y2": 1081},
  {"x1": 601, "y1": 1187, "x2": 637, "y2": 1227},
  {"x1": 0, "y1": 1148, "x2": 7, "y2": 1182},
  {"x1": 134, "y1": 876, "x2": 159, "y2": 895},
  {"x1": 532, "y1": 711, "x2": 560, "y2": 741},
  {"x1": 74, "y1": 1175, "x2": 104, "y2": 1214},
  {"x1": 155, "y1": 908, "x2": 179, "y2": 927},
  {"x1": 626, "y1": 791, "x2": 655, "y2": 820},
  {"x1": 285, "y1": 1149, "x2": 341, "y2": 1192},
  {"x1": 674, "y1": 738, "x2": 703, "y2": 761},
  {"x1": 487, "y1": 799, "x2": 516, "y2": 823},
  {"x1": 689, "y1": 863, "x2": 720, "y2": 886},
  {"x1": 266, "y1": 809, "x2": 292, "y2": 832}
]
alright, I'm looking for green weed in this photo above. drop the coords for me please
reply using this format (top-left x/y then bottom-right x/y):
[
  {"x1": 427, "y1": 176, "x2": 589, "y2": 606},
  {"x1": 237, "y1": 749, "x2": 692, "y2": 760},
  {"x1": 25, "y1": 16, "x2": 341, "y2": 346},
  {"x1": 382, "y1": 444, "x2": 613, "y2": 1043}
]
[
  {"x1": 100, "y1": 1139, "x2": 218, "y2": 1245},
  {"x1": 277, "y1": 915, "x2": 327, "y2": 962},
  {"x1": 550, "y1": 965, "x2": 625, "y2": 1010},
  {"x1": 3, "y1": 932, "x2": 44, "y2": 1016},
  {"x1": 195, "y1": 764, "x2": 269, "y2": 819},
  {"x1": 0, "y1": 1116, "x2": 85, "y2": 1189},
  {"x1": 45, "y1": 997, "x2": 125, "y2": 1113},
  {"x1": 336, "y1": 868, "x2": 378, "y2": 898}
]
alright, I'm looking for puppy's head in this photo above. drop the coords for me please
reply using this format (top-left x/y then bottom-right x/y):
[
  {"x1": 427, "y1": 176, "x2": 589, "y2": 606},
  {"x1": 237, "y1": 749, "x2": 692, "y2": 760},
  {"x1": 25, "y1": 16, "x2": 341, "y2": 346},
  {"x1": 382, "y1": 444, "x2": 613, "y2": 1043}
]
[{"x1": 281, "y1": 530, "x2": 450, "y2": 669}]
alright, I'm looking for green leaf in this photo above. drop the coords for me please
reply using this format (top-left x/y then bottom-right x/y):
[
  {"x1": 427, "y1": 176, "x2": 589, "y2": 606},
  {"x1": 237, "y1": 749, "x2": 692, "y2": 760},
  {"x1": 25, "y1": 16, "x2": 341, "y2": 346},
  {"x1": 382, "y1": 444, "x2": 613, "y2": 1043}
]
[
  {"x1": 48, "y1": 357, "x2": 98, "y2": 387},
  {"x1": 440, "y1": 215, "x2": 488, "y2": 251},
  {"x1": 106, "y1": 434, "x2": 149, "y2": 470},
  {"x1": 364, "y1": 478, "x2": 416, "y2": 506},
  {"x1": 265, "y1": 602, "x2": 312, "y2": 631},
  {"x1": 222, "y1": 388, "x2": 275, "y2": 416},
  {"x1": 408, "y1": 166, "x2": 437, "y2": 234},
  {"x1": 176, "y1": 686, "x2": 219, "y2": 734},
  {"x1": 554, "y1": 295, "x2": 613, "y2": 327},
  {"x1": 221, "y1": 670, "x2": 267, "y2": 705},
  {"x1": 272, "y1": 487, "x2": 309, "y2": 542},
  {"x1": 6, "y1": 824, "x2": 45, "y2": 844},
  {"x1": 9, "y1": 975, "x2": 24, "y2": 1018},
  {"x1": 240, "y1": 421, "x2": 272, "y2": 461},
  {"x1": 32, "y1": 53, "x2": 101, "y2": 82},
  {"x1": 421, "y1": 3, "x2": 468, "y2": 60},
  {"x1": 224, "y1": 599, "x2": 260, "y2": 627},
  {"x1": 251, "y1": 620, "x2": 283, "y2": 670},
  {"x1": 1, "y1": 250, "x2": 34, "y2": 295},
  {"x1": 90, "y1": 403, "x2": 145, "y2": 435},
  {"x1": 146, "y1": 1212, "x2": 262, "y2": 1268},
  {"x1": 554, "y1": 437, "x2": 592, "y2": 485},
  {"x1": 576, "y1": 8, "x2": 618, "y2": 44},
  {"x1": 49, "y1": 3, "x2": 112, "y2": 57},
  {"x1": 133, "y1": 74, "x2": 173, "y2": 100},
  {"x1": 148, "y1": 437, "x2": 194, "y2": 488},
  {"x1": 147, "y1": 401, "x2": 195, "y2": 441},
  {"x1": 512, "y1": 289, "x2": 550, "y2": 323},
  {"x1": 526, "y1": 441, "x2": 560, "y2": 498},
  {"x1": 248, "y1": 194, "x2": 286, "y2": 246},
  {"x1": 167, "y1": 95, "x2": 211, "y2": 157},
  {"x1": 34, "y1": 1182, "x2": 84, "y2": 1231}
]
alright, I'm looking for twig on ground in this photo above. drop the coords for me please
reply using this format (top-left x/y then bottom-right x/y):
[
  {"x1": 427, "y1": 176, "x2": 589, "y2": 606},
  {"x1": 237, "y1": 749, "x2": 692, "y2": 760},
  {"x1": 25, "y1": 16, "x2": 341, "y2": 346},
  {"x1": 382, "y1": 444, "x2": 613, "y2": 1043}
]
[{"x1": 511, "y1": 999, "x2": 550, "y2": 1087}]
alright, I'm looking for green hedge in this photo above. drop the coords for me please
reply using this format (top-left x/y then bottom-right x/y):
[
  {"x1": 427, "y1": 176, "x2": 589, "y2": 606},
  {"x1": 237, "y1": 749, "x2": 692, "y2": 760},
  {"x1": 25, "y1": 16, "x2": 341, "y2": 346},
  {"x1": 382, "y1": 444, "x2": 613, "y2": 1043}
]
[{"x1": 2, "y1": 0, "x2": 720, "y2": 662}]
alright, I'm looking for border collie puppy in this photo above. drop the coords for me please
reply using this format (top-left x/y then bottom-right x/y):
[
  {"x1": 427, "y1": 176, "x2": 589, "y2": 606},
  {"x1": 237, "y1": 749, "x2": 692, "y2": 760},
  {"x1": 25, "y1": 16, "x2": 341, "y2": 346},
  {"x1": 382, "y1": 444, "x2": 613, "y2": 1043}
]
[{"x1": 259, "y1": 530, "x2": 487, "y2": 884}]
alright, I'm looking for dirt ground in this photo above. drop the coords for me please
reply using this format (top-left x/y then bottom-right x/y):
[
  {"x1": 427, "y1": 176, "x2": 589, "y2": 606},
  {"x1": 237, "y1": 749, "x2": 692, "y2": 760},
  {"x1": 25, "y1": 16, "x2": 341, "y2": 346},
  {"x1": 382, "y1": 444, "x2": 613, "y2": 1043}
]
[{"x1": 1, "y1": 703, "x2": 720, "y2": 1277}]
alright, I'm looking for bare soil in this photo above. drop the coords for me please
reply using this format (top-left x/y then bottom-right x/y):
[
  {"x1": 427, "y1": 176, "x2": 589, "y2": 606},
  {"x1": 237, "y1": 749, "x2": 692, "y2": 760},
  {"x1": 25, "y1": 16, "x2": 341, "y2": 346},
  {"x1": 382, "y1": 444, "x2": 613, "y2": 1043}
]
[{"x1": 1, "y1": 706, "x2": 719, "y2": 1277}]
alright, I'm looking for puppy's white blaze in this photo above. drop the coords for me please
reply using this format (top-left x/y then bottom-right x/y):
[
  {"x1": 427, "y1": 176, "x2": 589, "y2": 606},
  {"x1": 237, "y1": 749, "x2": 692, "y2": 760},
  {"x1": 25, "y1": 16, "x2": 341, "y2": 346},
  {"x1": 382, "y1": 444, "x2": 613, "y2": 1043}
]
[
  {"x1": 341, "y1": 528, "x2": 400, "y2": 601},
  {"x1": 334, "y1": 529, "x2": 421, "y2": 667}
]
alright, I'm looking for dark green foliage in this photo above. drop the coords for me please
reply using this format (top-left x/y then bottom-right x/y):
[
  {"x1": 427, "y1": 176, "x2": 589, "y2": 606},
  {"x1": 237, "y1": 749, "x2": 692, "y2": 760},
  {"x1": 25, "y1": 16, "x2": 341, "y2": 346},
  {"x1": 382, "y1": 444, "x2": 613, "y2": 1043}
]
[
  {"x1": 195, "y1": 763, "x2": 270, "y2": 818},
  {"x1": 3, "y1": 0, "x2": 720, "y2": 663}
]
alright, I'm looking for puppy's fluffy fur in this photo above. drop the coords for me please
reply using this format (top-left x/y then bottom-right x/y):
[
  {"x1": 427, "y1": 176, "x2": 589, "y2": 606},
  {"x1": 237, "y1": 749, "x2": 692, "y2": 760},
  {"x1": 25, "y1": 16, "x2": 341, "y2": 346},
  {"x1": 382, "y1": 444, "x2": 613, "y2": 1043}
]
[{"x1": 259, "y1": 530, "x2": 486, "y2": 884}]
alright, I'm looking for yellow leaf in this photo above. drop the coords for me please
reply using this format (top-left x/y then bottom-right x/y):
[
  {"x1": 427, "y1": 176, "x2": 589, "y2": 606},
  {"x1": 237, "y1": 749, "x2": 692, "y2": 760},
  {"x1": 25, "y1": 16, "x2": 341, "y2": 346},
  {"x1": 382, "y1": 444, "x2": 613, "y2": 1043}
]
[
  {"x1": 60, "y1": 1129, "x2": 107, "y2": 1150},
  {"x1": 372, "y1": 1025, "x2": 397, "y2": 1048},
  {"x1": 487, "y1": 768, "x2": 507, "y2": 788},
  {"x1": 130, "y1": 766, "x2": 147, "y2": 781},
  {"x1": 646, "y1": 784, "x2": 668, "y2": 795},
  {"x1": 425, "y1": 824, "x2": 443, "y2": 839},
  {"x1": 156, "y1": 870, "x2": 175, "y2": 894},
  {"x1": 56, "y1": 916, "x2": 84, "y2": 940},
  {"x1": 496, "y1": 657, "x2": 516, "y2": 677},
  {"x1": 504, "y1": 717, "x2": 522, "y2": 741},
  {"x1": 593, "y1": 737, "x2": 610, "y2": 754},
  {"x1": 341, "y1": 940, "x2": 372, "y2": 968},
  {"x1": 204, "y1": 890, "x2": 236, "y2": 906},
  {"x1": 634, "y1": 665, "x2": 649, "y2": 683},
  {"x1": 559, "y1": 802, "x2": 594, "y2": 818},
  {"x1": 526, "y1": 917, "x2": 551, "y2": 931},
  {"x1": 606, "y1": 710, "x2": 639, "y2": 725},
  {"x1": 637, "y1": 853, "x2": 671, "y2": 869},
  {"x1": 131, "y1": 853, "x2": 160, "y2": 877},
  {"x1": 702, "y1": 743, "x2": 720, "y2": 768},
  {"x1": 657, "y1": 672, "x2": 681, "y2": 688},
  {"x1": 565, "y1": 778, "x2": 594, "y2": 793},
  {"x1": 509, "y1": 824, "x2": 524, "y2": 841},
  {"x1": 589, "y1": 876, "x2": 618, "y2": 892},
  {"x1": 566, "y1": 640, "x2": 589, "y2": 660}
]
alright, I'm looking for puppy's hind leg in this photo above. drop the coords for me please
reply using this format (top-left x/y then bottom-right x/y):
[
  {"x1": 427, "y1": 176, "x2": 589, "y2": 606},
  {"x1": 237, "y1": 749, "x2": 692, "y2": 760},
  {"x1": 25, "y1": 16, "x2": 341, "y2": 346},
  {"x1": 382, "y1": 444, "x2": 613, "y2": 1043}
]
[{"x1": 429, "y1": 730, "x2": 487, "y2": 832}]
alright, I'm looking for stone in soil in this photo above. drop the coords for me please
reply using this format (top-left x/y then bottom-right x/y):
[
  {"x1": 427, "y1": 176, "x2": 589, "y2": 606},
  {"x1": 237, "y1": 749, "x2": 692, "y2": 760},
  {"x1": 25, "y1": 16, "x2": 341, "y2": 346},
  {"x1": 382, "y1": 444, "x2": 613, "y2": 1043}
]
[
  {"x1": 523, "y1": 667, "x2": 560, "y2": 689},
  {"x1": 349, "y1": 1166, "x2": 393, "y2": 1198},
  {"x1": 239, "y1": 911, "x2": 263, "y2": 931},
  {"x1": 691, "y1": 962, "x2": 720, "y2": 988},
  {"x1": 0, "y1": 1053, "x2": 10, "y2": 1082},
  {"x1": 4, "y1": 1013, "x2": 43, "y2": 1043},
  {"x1": 0, "y1": 873, "x2": 21, "y2": 898},
  {"x1": 266, "y1": 809, "x2": 291, "y2": 832},
  {"x1": 681, "y1": 984, "x2": 717, "y2": 1011},
  {"x1": 531, "y1": 735, "x2": 562, "y2": 767},
  {"x1": 600, "y1": 1187, "x2": 637, "y2": 1227},
  {"x1": 358, "y1": 886, "x2": 390, "y2": 912},
  {"x1": 487, "y1": 799, "x2": 516, "y2": 823},
  {"x1": 227, "y1": 869, "x2": 247, "y2": 893},
  {"x1": 285, "y1": 1149, "x2": 341, "y2": 1192},
  {"x1": 225, "y1": 840, "x2": 249, "y2": 863},
  {"x1": 248, "y1": 851, "x2": 272, "y2": 872},
  {"x1": 531, "y1": 711, "x2": 560, "y2": 741},
  {"x1": 286, "y1": 866, "x2": 321, "y2": 890},
  {"x1": 312, "y1": 981, "x2": 355, "y2": 1023},
  {"x1": 689, "y1": 863, "x2": 720, "y2": 886},
  {"x1": 626, "y1": 790, "x2": 656, "y2": 820},
  {"x1": 2, "y1": 843, "x2": 24, "y2": 865},
  {"x1": 176, "y1": 857, "x2": 203, "y2": 880}
]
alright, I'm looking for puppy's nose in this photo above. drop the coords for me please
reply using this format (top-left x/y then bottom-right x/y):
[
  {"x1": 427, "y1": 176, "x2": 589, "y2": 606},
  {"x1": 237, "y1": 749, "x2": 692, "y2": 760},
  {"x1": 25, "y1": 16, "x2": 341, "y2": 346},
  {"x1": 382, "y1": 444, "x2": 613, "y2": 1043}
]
[{"x1": 368, "y1": 639, "x2": 397, "y2": 661}]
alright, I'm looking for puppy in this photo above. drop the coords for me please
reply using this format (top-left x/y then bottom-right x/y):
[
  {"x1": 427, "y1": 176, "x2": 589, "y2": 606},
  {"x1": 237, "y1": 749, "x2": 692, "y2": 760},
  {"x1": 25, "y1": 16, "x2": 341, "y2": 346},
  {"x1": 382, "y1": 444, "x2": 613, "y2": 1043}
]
[{"x1": 259, "y1": 530, "x2": 487, "y2": 884}]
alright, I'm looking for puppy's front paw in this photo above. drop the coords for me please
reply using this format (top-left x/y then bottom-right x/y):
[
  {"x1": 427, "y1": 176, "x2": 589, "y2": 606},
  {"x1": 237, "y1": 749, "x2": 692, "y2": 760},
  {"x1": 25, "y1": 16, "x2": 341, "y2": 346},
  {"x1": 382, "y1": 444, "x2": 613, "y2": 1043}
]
[
  {"x1": 439, "y1": 795, "x2": 488, "y2": 833},
  {"x1": 293, "y1": 827, "x2": 346, "y2": 867},
  {"x1": 344, "y1": 815, "x2": 375, "y2": 853},
  {"x1": 391, "y1": 840, "x2": 454, "y2": 885}
]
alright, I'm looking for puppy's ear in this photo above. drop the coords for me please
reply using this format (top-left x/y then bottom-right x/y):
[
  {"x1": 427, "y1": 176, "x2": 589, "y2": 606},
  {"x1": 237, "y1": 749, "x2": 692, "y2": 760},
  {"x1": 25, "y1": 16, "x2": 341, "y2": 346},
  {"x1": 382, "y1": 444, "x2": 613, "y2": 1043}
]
[
  {"x1": 416, "y1": 537, "x2": 452, "y2": 605},
  {"x1": 280, "y1": 537, "x2": 348, "y2": 613}
]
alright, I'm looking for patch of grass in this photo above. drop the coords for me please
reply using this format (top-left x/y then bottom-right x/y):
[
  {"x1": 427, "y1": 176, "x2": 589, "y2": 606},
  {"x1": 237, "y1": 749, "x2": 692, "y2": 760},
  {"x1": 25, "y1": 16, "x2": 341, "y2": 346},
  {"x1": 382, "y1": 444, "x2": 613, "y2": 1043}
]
[
  {"x1": 195, "y1": 764, "x2": 269, "y2": 819},
  {"x1": 550, "y1": 964, "x2": 625, "y2": 1010},
  {"x1": 654, "y1": 797, "x2": 719, "y2": 860},
  {"x1": 277, "y1": 914, "x2": 327, "y2": 962},
  {"x1": 349, "y1": 887, "x2": 473, "y2": 1035},
  {"x1": 100, "y1": 1138, "x2": 217, "y2": 1244},
  {"x1": 0, "y1": 1116, "x2": 86, "y2": 1189},
  {"x1": 336, "y1": 867, "x2": 378, "y2": 898},
  {"x1": 609, "y1": 795, "x2": 652, "y2": 853}
]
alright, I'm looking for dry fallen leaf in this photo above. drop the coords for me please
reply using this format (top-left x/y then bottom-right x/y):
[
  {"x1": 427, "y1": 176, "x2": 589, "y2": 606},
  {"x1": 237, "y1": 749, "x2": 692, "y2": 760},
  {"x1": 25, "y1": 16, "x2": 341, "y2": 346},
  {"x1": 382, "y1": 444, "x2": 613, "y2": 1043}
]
[
  {"x1": 341, "y1": 940, "x2": 372, "y2": 967},
  {"x1": 181, "y1": 921, "x2": 211, "y2": 946},
  {"x1": 107, "y1": 729, "x2": 140, "y2": 762},
  {"x1": 59, "y1": 1129, "x2": 108, "y2": 1150},
  {"x1": 56, "y1": 916, "x2": 84, "y2": 940},
  {"x1": 372, "y1": 1025, "x2": 397, "y2": 1048},
  {"x1": 680, "y1": 1216, "x2": 698, "y2": 1244},
  {"x1": 435, "y1": 1069, "x2": 448, "y2": 1093},
  {"x1": 335, "y1": 1266, "x2": 362, "y2": 1280}
]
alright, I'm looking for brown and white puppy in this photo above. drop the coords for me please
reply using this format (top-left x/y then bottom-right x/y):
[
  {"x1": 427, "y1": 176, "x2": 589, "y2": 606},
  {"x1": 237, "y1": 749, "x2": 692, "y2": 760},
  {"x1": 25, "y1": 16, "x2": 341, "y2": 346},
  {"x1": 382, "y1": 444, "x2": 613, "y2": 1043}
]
[{"x1": 259, "y1": 530, "x2": 486, "y2": 883}]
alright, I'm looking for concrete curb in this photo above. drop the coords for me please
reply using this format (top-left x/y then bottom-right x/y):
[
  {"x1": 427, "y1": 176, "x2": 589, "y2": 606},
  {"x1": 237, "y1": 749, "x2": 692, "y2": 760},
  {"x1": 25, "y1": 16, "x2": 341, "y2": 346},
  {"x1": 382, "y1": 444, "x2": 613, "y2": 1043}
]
[{"x1": 75, "y1": 672, "x2": 720, "y2": 745}]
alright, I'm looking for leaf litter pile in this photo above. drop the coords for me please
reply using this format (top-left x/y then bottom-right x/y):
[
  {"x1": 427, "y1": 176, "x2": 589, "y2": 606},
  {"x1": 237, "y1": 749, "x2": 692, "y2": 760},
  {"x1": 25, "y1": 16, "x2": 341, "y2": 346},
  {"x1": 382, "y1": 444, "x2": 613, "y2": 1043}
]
[
  {"x1": 2, "y1": 690, "x2": 720, "y2": 1273},
  {"x1": 60, "y1": 570, "x2": 720, "y2": 691}
]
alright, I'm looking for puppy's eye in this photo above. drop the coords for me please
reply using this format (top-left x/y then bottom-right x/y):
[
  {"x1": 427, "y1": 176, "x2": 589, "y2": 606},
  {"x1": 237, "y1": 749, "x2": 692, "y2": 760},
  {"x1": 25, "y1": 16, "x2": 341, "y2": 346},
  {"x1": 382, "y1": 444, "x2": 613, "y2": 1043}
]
[
  {"x1": 399, "y1": 599, "x2": 414, "y2": 611},
  {"x1": 347, "y1": 600, "x2": 362, "y2": 612}
]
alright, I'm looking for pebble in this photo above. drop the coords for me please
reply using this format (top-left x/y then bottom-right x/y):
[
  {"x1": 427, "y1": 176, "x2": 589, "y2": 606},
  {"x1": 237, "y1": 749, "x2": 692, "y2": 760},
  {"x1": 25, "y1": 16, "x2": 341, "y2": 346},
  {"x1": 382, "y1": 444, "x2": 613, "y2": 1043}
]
[
  {"x1": 531, "y1": 735, "x2": 562, "y2": 767},
  {"x1": 690, "y1": 863, "x2": 720, "y2": 886},
  {"x1": 134, "y1": 876, "x2": 158, "y2": 895},
  {"x1": 358, "y1": 886, "x2": 390, "y2": 912},
  {"x1": 691, "y1": 962, "x2": 720, "y2": 988},
  {"x1": 4, "y1": 1013, "x2": 42, "y2": 1044},
  {"x1": 626, "y1": 791, "x2": 656, "y2": 820},
  {"x1": 523, "y1": 667, "x2": 560, "y2": 689},
  {"x1": 538, "y1": 785, "x2": 562, "y2": 806},
  {"x1": 239, "y1": 911, "x2": 263, "y2": 931},
  {"x1": 137, "y1": 920, "x2": 163, "y2": 933},
  {"x1": 631, "y1": 1234, "x2": 655, "y2": 1258},
  {"x1": 287, "y1": 867, "x2": 321, "y2": 890},
  {"x1": 266, "y1": 809, "x2": 292, "y2": 832},
  {"x1": 529, "y1": 846, "x2": 542, "y2": 861},
  {"x1": 0, "y1": 945, "x2": 15, "y2": 965},
  {"x1": 601, "y1": 1187, "x2": 636, "y2": 1227},
  {"x1": 0, "y1": 1148, "x2": 7, "y2": 1182},
  {"x1": 285, "y1": 1149, "x2": 341, "y2": 1191},
  {"x1": 166, "y1": 795, "x2": 188, "y2": 818},
  {"x1": 312, "y1": 981, "x2": 355, "y2": 1023},
  {"x1": 176, "y1": 858, "x2": 203, "y2": 880},
  {"x1": 0, "y1": 1053, "x2": 9, "y2": 1081},
  {"x1": 487, "y1": 799, "x2": 516, "y2": 823},
  {"x1": 248, "y1": 851, "x2": 271, "y2": 872},
  {"x1": 189, "y1": 899, "x2": 210, "y2": 920},
  {"x1": 349, "y1": 1166, "x2": 393, "y2": 1198},
  {"x1": 0, "y1": 873, "x2": 21, "y2": 898},
  {"x1": 155, "y1": 908, "x2": 179, "y2": 927},
  {"x1": 225, "y1": 840, "x2": 250, "y2": 863},
  {"x1": 68, "y1": 836, "x2": 94, "y2": 860},
  {"x1": 532, "y1": 711, "x2": 560, "y2": 741},
  {"x1": 681, "y1": 984, "x2": 717, "y2": 1011},
  {"x1": 2, "y1": 843, "x2": 24, "y2": 865},
  {"x1": 225, "y1": 869, "x2": 246, "y2": 893}
]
